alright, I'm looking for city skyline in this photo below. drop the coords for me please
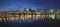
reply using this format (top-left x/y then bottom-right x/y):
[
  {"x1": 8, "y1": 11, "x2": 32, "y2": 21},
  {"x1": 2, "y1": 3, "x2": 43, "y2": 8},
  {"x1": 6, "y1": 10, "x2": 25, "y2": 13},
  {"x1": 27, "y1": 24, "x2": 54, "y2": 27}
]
[
  {"x1": 0, "y1": 8, "x2": 60, "y2": 11},
  {"x1": 0, "y1": 9, "x2": 60, "y2": 21},
  {"x1": 0, "y1": 0, "x2": 60, "y2": 27}
]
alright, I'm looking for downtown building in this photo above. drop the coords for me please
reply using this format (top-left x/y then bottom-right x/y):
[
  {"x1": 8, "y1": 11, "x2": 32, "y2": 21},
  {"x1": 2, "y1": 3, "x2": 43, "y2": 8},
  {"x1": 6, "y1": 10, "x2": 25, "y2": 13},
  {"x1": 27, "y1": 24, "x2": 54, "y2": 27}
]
[{"x1": 0, "y1": 9, "x2": 60, "y2": 21}]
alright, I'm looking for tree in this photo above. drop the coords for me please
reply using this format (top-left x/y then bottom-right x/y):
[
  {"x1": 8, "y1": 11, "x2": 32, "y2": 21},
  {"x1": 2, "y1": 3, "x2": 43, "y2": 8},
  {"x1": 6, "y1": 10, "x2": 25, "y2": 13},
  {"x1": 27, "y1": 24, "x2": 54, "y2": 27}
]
[
  {"x1": 29, "y1": 7, "x2": 32, "y2": 11},
  {"x1": 36, "y1": 8, "x2": 40, "y2": 12},
  {"x1": 16, "y1": 9, "x2": 21, "y2": 11},
  {"x1": 24, "y1": 8, "x2": 26, "y2": 11}
]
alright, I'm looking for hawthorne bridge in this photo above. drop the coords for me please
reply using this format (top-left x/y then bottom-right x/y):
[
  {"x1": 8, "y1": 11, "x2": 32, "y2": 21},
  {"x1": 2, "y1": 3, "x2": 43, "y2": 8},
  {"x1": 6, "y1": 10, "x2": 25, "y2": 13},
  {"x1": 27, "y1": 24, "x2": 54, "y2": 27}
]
[{"x1": 0, "y1": 9, "x2": 60, "y2": 21}]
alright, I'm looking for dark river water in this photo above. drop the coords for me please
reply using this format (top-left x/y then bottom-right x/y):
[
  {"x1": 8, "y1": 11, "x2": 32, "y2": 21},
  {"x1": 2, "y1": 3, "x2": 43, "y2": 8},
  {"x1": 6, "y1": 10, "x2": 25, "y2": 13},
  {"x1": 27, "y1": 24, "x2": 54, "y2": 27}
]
[{"x1": 0, "y1": 18, "x2": 60, "y2": 27}]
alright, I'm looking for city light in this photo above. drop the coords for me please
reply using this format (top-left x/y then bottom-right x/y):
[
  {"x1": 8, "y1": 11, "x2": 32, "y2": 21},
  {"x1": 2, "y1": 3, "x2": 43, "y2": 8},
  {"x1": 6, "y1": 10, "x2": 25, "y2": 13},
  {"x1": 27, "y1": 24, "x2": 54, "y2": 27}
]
[
  {"x1": 50, "y1": 9, "x2": 54, "y2": 12},
  {"x1": 0, "y1": 9, "x2": 60, "y2": 21},
  {"x1": 50, "y1": 15, "x2": 55, "y2": 20}
]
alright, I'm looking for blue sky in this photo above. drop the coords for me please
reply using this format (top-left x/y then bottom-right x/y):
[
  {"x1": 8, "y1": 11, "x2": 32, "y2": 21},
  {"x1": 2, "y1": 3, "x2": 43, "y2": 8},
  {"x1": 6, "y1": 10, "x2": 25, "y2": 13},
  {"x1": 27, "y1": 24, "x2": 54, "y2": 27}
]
[{"x1": 0, "y1": 0, "x2": 60, "y2": 10}]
